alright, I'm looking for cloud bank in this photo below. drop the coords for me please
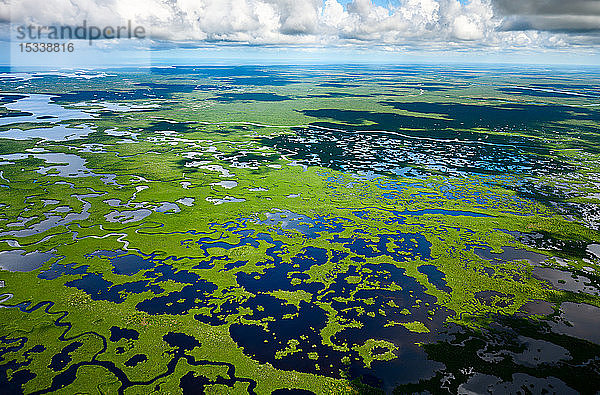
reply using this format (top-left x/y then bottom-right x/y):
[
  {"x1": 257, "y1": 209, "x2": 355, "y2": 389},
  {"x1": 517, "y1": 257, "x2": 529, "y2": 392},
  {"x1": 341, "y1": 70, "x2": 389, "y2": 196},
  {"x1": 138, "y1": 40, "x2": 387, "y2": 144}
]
[
  {"x1": 495, "y1": 0, "x2": 600, "y2": 33},
  {"x1": 2, "y1": 0, "x2": 599, "y2": 50}
]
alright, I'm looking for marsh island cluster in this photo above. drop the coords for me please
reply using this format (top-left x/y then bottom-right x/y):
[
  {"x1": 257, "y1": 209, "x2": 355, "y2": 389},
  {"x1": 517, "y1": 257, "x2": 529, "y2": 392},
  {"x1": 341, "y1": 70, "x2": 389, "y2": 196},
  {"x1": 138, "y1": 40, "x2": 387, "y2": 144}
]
[{"x1": 0, "y1": 65, "x2": 599, "y2": 394}]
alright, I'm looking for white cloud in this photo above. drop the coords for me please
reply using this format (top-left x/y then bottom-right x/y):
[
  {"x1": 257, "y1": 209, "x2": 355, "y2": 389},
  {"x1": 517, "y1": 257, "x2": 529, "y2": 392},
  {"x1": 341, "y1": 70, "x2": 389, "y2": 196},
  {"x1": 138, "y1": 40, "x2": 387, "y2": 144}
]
[
  {"x1": 2, "y1": 0, "x2": 598, "y2": 50},
  {"x1": 452, "y1": 15, "x2": 482, "y2": 40}
]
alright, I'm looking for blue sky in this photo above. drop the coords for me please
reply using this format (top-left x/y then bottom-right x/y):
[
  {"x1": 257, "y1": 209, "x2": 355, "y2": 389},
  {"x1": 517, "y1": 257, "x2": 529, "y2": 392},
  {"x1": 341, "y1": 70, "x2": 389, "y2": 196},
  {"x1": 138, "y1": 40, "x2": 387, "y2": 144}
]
[{"x1": 2, "y1": 0, "x2": 599, "y2": 67}]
